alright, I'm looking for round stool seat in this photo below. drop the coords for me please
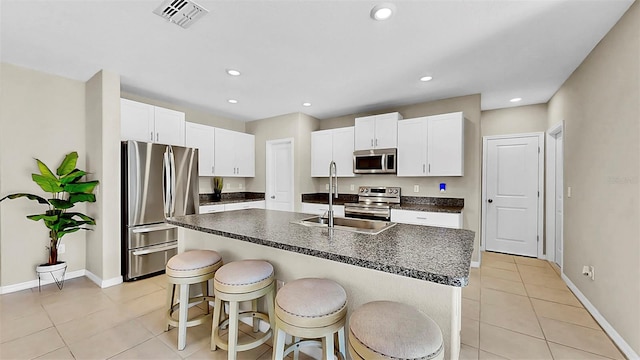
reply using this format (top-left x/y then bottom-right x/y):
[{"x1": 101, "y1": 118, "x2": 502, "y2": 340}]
[
  {"x1": 276, "y1": 278, "x2": 347, "y2": 328},
  {"x1": 349, "y1": 301, "x2": 443, "y2": 360},
  {"x1": 214, "y1": 260, "x2": 274, "y2": 293},
  {"x1": 166, "y1": 250, "x2": 222, "y2": 278}
]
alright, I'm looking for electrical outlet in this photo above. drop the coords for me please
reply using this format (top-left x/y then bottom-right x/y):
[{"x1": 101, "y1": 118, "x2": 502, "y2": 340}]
[
  {"x1": 413, "y1": 185, "x2": 419, "y2": 193},
  {"x1": 582, "y1": 265, "x2": 595, "y2": 280},
  {"x1": 567, "y1": 186, "x2": 572, "y2": 198},
  {"x1": 239, "y1": 183, "x2": 243, "y2": 189},
  {"x1": 58, "y1": 244, "x2": 66, "y2": 254},
  {"x1": 226, "y1": 183, "x2": 230, "y2": 189},
  {"x1": 350, "y1": 184, "x2": 355, "y2": 191},
  {"x1": 325, "y1": 183, "x2": 329, "y2": 190},
  {"x1": 589, "y1": 266, "x2": 595, "y2": 280}
]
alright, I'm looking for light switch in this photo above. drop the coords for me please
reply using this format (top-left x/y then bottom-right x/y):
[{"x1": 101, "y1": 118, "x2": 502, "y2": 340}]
[
  {"x1": 413, "y1": 185, "x2": 419, "y2": 193},
  {"x1": 350, "y1": 184, "x2": 355, "y2": 191},
  {"x1": 567, "y1": 186, "x2": 572, "y2": 198},
  {"x1": 325, "y1": 183, "x2": 329, "y2": 190}
]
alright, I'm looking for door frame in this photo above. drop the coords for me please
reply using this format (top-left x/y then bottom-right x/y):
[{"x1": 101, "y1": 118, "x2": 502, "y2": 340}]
[
  {"x1": 266, "y1": 138, "x2": 295, "y2": 212},
  {"x1": 545, "y1": 122, "x2": 564, "y2": 267},
  {"x1": 481, "y1": 132, "x2": 545, "y2": 258}
]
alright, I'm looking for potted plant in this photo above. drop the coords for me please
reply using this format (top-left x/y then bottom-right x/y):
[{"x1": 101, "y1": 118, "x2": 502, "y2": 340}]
[
  {"x1": 0, "y1": 151, "x2": 99, "y2": 281},
  {"x1": 213, "y1": 176, "x2": 223, "y2": 202}
]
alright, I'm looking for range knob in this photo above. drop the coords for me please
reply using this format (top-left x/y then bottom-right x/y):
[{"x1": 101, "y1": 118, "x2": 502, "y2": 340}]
[{"x1": 393, "y1": 189, "x2": 398, "y2": 194}]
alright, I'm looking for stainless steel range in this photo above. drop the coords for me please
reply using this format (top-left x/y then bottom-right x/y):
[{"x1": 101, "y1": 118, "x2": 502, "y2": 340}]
[{"x1": 344, "y1": 186, "x2": 400, "y2": 221}]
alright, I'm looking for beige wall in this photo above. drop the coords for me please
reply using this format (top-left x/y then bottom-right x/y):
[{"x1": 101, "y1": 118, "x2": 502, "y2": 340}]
[
  {"x1": 548, "y1": 1, "x2": 639, "y2": 355},
  {"x1": 245, "y1": 113, "x2": 320, "y2": 211},
  {"x1": 121, "y1": 92, "x2": 247, "y2": 194},
  {"x1": 85, "y1": 70, "x2": 122, "y2": 283},
  {"x1": 0, "y1": 63, "x2": 87, "y2": 286},
  {"x1": 481, "y1": 104, "x2": 548, "y2": 137},
  {"x1": 314, "y1": 94, "x2": 482, "y2": 262}
]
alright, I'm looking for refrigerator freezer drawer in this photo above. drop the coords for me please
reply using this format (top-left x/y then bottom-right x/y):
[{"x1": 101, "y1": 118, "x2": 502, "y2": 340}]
[
  {"x1": 126, "y1": 241, "x2": 177, "y2": 281},
  {"x1": 128, "y1": 223, "x2": 177, "y2": 249}
]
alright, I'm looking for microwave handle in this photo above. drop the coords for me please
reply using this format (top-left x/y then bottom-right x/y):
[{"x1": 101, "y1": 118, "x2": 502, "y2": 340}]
[{"x1": 381, "y1": 153, "x2": 388, "y2": 172}]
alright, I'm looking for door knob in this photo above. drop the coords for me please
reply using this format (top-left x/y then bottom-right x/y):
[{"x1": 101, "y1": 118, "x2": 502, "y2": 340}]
[
  {"x1": 488, "y1": 199, "x2": 493, "y2": 203},
  {"x1": 270, "y1": 196, "x2": 275, "y2": 199}
]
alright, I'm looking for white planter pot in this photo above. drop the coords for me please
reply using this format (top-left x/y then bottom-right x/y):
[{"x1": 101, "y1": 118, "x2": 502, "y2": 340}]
[{"x1": 35, "y1": 262, "x2": 67, "y2": 291}]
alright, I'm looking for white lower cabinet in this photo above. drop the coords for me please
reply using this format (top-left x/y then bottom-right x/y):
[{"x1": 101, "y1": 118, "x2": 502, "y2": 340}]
[
  {"x1": 301, "y1": 203, "x2": 345, "y2": 217},
  {"x1": 391, "y1": 209, "x2": 462, "y2": 229},
  {"x1": 199, "y1": 200, "x2": 265, "y2": 214}
]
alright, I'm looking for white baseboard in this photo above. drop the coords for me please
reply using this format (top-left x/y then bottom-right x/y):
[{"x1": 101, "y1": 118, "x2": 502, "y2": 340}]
[
  {"x1": 470, "y1": 261, "x2": 480, "y2": 268},
  {"x1": 85, "y1": 270, "x2": 123, "y2": 288},
  {"x1": 0, "y1": 269, "x2": 86, "y2": 294},
  {"x1": 562, "y1": 273, "x2": 639, "y2": 359}
]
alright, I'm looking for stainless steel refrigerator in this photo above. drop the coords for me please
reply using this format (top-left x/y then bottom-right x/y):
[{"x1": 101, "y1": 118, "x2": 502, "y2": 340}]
[{"x1": 121, "y1": 140, "x2": 199, "y2": 281}]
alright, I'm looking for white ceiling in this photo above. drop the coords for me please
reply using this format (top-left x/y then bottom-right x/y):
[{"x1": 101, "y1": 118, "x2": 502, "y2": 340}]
[{"x1": 0, "y1": 0, "x2": 633, "y2": 121}]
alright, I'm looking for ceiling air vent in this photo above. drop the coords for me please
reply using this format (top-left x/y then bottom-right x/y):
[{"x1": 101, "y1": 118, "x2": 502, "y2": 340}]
[{"x1": 153, "y1": 0, "x2": 209, "y2": 29}]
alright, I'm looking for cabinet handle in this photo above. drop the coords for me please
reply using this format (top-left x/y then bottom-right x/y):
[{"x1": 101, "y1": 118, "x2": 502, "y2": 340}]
[
  {"x1": 416, "y1": 217, "x2": 428, "y2": 220},
  {"x1": 371, "y1": 139, "x2": 373, "y2": 147},
  {"x1": 375, "y1": 138, "x2": 378, "y2": 147},
  {"x1": 423, "y1": 164, "x2": 426, "y2": 173},
  {"x1": 150, "y1": 131, "x2": 153, "y2": 141},
  {"x1": 156, "y1": 133, "x2": 159, "y2": 142},
  {"x1": 212, "y1": 166, "x2": 214, "y2": 173},
  {"x1": 428, "y1": 164, "x2": 431, "y2": 173}
]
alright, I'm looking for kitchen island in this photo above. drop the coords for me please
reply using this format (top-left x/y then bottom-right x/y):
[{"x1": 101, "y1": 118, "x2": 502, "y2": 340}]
[{"x1": 167, "y1": 209, "x2": 474, "y2": 359}]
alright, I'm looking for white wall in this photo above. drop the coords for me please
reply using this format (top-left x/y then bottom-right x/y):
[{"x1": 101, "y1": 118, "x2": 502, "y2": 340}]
[
  {"x1": 547, "y1": 1, "x2": 639, "y2": 355},
  {"x1": 0, "y1": 63, "x2": 87, "y2": 286}
]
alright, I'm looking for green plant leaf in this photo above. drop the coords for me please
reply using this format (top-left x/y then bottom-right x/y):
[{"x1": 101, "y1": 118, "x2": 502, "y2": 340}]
[
  {"x1": 64, "y1": 181, "x2": 98, "y2": 194},
  {"x1": 36, "y1": 159, "x2": 57, "y2": 180},
  {"x1": 64, "y1": 212, "x2": 96, "y2": 224},
  {"x1": 32, "y1": 174, "x2": 63, "y2": 193},
  {"x1": 48, "y1": 199, "x2": 74, "y2": 209},
  {"x1": 58, "y1": 228, "x2": 81, "y2": 238},
  {"x1": 69, "y1": 193, "x2": 96, "y2": 204},
  {"x1": 27, "y1": 214, "x2": 59, "y2": 222},
  {"x1": 56, "y1": 152, "x2": 78, "y2": 176},
  {"x1": 0, "y1": 193, "x2": 50, "y2": 205},
  {"x1": 59, "y1": 169, "x2": 86, "y2": 184}
]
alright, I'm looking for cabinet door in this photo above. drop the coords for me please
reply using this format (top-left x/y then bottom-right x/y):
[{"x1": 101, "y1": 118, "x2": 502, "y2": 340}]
[
  {"x1": 397, "y1": 118, "x2": 428, "y2": 176},
  {"x1": 374, "y1": 113, "x2": 399, "y2": 149},
  {"x1": 427, "y1": 112, "x2": 464, "y2": 176},
  {"x1": 354, "y1": 116, "x2": 376, "y2": 150},
  {"x1": 301, "y1": 203, "x2": 329, "y2": 215},
  {"x1": 185, "y1": 122, "x2": 215, "y2": 176},
  {"x1": 311, "y1": 130, "x2": 334, "y2": 177},
  {"x1": 121, "y1": 99, "x2": 154, "y2": 142},
  {"x1": 213, "y1": 128, "x2": 237, "y2": 177},
  {"x1": 200, "y1": 204, "x2": 225, "y2": 214},
  {"x1": 154, "y1": 107, "x2": 185, "y2": 146},
  {"x1": 332, "y1": 127, "x2": 355, "y2": 177},
  {"x1": 236, "y1": 132, "x2": 255, "y2": 177}
]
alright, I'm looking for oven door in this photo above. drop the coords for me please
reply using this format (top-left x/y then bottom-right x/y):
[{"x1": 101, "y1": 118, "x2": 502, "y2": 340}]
[{"x1": 344, "y1": 204, "x2": 391, "y2": 221}]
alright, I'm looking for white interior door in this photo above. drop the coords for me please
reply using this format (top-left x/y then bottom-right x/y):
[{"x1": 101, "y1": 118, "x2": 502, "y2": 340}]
[
  {"x1": 554, "y1": 133, "x2": 564, "y2": 267},
  {"x1": 266, "y1": 139, "x2": 294, "y2": 211},
  {"x1": 484, "y1": 135, "x2": 541, "y2": 257}
]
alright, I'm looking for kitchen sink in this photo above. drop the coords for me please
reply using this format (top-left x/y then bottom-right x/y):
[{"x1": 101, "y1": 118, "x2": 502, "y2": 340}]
[{"x1": 292, "y1": 216, "x2": 396, "y2": 235}]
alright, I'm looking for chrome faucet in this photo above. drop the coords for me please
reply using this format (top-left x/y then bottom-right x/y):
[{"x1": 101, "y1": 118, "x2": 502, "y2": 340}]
[{"x1": 328, "y1": 161, "x2": 338, "y2": 228}]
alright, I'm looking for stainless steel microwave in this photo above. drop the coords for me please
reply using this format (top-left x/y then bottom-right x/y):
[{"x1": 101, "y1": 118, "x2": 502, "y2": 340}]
[{"x1": 353, "y1": 148, "x2": 397, "y2": 174}]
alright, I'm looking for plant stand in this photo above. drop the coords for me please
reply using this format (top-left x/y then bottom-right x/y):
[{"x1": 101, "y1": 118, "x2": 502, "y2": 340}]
[{"x1": 35, "y1": 262, "x2": 67, "y2": 292}]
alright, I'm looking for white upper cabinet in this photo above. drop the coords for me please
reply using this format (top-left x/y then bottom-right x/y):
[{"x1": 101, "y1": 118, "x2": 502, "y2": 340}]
[
  {"x1": 397, "y1": 112, "x2": 464, "y2": 177},
  {"x1": 121, "y1": 98, "x2": 185, "y2": 146},
  {"x1": 185, "y1": 122, "x2": 215, "y2": 176},
  {"x1": 214, "y1": 128, "x2": 255, "y2": 177},
  {"x1": 311, "y1": 127, "x2": 355, "y2": 177},
  {"x1": 354, "y1": 112, "x2": 402, "y2": 150}
]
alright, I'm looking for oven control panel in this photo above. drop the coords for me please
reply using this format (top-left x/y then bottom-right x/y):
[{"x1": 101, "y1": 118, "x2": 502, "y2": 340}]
[{"x1": 358, "y1": 186, "x2": 401, "y2": 196}]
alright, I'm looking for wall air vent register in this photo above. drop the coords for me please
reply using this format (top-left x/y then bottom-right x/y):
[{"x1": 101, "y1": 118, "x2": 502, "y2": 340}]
[{"x1": 153, "y1": 0, "x2": 209, "y2": 29}]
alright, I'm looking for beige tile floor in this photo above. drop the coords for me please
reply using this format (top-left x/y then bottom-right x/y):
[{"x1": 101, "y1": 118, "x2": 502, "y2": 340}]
[
  {"x1": 461, "y1": 251, "x2": 626, "y2": 360},
  {"x1": 0, "y1": 251, "x2": 626, "y2": 360}
]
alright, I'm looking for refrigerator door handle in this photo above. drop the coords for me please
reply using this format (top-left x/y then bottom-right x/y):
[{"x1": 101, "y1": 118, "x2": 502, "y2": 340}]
[
  {"x1": 169, "y1": 146, "x2": 177, "y2": 217},
  {"x1": 132, "y1": 243, "x2": 178, "y2": 256},
  {"x1": 132, "y1": 223, "x2": 177, "y2": 234},
  {"x1": 162, "y1": 148, "x2": 171, "y2": 218}
]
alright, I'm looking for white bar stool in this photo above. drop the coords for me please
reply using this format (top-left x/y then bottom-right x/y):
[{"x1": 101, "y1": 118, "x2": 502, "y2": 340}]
[
  {"x1": 272, "y1": 278, "x2": 347, "y2": 360},
  {"x1": 166, "y1": 249, "x2": 223, "y2": 351},
  {"x1": 348, "y1": 301, "x2": 444, "y2": 360},
  {"x1": 211, "y1": 259, "x2": 276, "y2": 360}
]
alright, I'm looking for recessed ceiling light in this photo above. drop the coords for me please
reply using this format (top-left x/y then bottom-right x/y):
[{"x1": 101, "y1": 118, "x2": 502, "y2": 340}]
[
  {"x1": 510, "y1": 97, "x2": 522, "y2": 103},
  {"x1": 302, "y1": 102, "x2": 312, "y2": 107},
  {"x1": 228, "y1": 99, "x2": 238, "y2": 104},
  {"x1": 420, "y1": 76, "x2": 433, "y2": 82},
  {"x1": 226, "y1": 69, "x2": 241, "y2": 76},
  {"x1": 370, "y1": 4, "x2": 395, "y2": 21}
]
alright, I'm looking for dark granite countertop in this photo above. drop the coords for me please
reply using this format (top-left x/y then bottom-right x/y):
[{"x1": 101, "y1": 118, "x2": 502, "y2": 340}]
[
  {"x1": 200, "y1": 192, "x2": 265, "y2": 206},
  {"x1": 167, "y1": 209, "x2": 474, "y2": 287},
  {"x1": 301, "y1": 193, "x2": 464, "y2": 213}
]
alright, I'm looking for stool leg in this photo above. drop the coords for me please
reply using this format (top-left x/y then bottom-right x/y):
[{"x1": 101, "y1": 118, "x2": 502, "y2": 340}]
[
  {"x1": 228, "y1": 301, "x2": 240, "y2": 360},
  {"x1": 272, "y1": 328, "x2": 286, "y2": 360},
  {"x1": 337, "y1": 327, "x2": 346, "y2": 360},
  {"x1": 293, "y1": 336, "x2": 300, "y2": 360},
  {"x1": 251, "y1": 299, "x2": 259, "y2": 332},
  {"x1": 166, "y1": 284, "x2": 176, "y2": 331},
  {"x1": 211, "y1": 296, "x2": 223, "y2": 351},
  {"x1": 201, "y1": 281, "x2": 210, "y2": 314},
  {"x1": 177, "y1": 284, "x2": 190, "y2": 351},
  {"x1": 266, "y1": 285, "x2": 276, "y2": 335},
  {"x1": 322, "y1": 334, "x2": 334, "y2": 360}
]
